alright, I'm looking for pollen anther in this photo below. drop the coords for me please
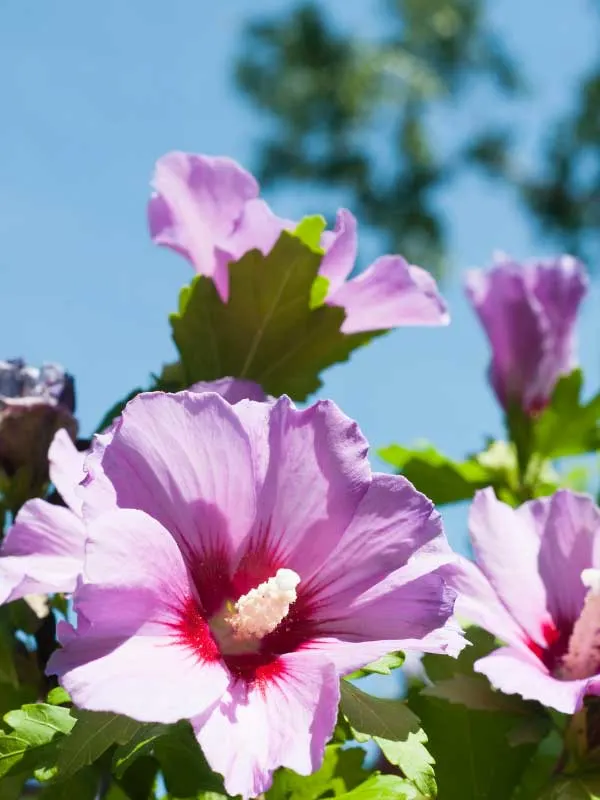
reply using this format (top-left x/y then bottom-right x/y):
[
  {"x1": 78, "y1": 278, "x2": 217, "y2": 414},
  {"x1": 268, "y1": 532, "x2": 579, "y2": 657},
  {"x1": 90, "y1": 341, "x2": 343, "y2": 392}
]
[{"x1": 226, "y1": 568, "x2": 301, "y2": 640}]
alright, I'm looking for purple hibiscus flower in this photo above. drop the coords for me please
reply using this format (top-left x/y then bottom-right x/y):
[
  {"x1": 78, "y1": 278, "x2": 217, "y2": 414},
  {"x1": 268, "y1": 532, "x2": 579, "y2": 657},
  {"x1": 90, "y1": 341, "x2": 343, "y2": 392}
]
[
  {"x1": 455, "y1": 487, "x2": 600, "y2": 713},
  {"x1": 465, "y1": 254, "x2": 588, "y2": 415},
  {"x1": 47, "y1": 390, "x2": 462, "y2": 798},
  {"x1": 148, "y1": 151, "x2": 449, "y2": 333},
  {"x1": 0, "y1": 358, "x2": 77, "y2": 484}
]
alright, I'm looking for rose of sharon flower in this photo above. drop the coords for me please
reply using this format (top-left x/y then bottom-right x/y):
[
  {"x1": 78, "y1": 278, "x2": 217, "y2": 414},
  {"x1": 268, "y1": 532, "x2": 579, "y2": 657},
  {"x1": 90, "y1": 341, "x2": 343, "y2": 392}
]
[
  {"x1": 455, "y1": 487, "x2": 600, "y2": 713},
  {"x1": 465, "y1": 254, "x2": 588, "y2": 415},
  {"x1": 0, "y1": 358, "x2": 77, "y2": 485},
  {"x1": 48, "y1": 390, "x2": 462, "y2": 799},
  {"x1": 148, "y1": 151, "x2": 448, "y2": 332},
  {"x1": 0, "y1": 378, "x2": 268, "y2": 607}
]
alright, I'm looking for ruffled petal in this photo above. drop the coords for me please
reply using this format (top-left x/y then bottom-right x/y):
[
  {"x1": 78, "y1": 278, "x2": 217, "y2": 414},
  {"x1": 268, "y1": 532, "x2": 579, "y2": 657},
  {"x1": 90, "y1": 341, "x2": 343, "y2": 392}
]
[
  {"x1": 475, "y1": 646, "x2": 589, "y2": 714},
  {"x1": 148, "y1": 151, "x2": 258, "y2": 284},
  {"x1": 312, "y1": 555, "x2": 458, "y2": 654},
  {"x1": 192, "y1": 652, "x2": 339, "y2": 800},
  {"x1": 319, "y1": 209, "x2": 357, "y2": 293},
  {"x1": 452, "y1": 555, "x2": 526, "y2": 649},
  {"x1": 0, "y1": 500, "x2": 85, "y2": 603},
  {"x1": 469, "y1": 488, "x2": 551, "y2": 647},
  {"x1": 306, "y1": 473, "x2": 446, "y2": 599},
  {"x1": 535, "y1": 491, "x2": 600, "y2": 627},
  {"x1": 328, "y1": 256, "x2": 449, "y2": 334},
  {"x1": 82, "y1": 391, "x2": 257, "y2": 561},
  {"x1": 234, "y1": 397, "x2": 370, "y2": 583},
  {"x1": 48, "y1": 428, "x2": 85, "y2": 515},
  {"x1": 48, "y1": 508, "x2": 228, "y2": 722},
  {"x1": 189, "y1": 377, "x2": 268, "y2": 404}
]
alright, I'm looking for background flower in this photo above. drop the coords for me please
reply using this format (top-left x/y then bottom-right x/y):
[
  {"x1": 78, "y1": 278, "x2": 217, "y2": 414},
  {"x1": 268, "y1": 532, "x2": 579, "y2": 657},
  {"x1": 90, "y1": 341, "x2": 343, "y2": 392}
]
[
  {"x1": 454, "y1": 487, "x2": 600, "y2": 713},
  {"x1": 465, "y1": 254, "x2": 588, "y2": 415},
  {"x1": 148, "y1": 151, "x2": 449, "y2": 332}
]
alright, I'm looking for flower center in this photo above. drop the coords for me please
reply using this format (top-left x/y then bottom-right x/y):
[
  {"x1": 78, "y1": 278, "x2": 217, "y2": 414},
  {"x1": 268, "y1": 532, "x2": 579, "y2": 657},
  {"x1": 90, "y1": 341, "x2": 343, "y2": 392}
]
[
  {"x1": 210, "y1": 568, "x2": 301, "y2": 655},
  {"x1": 558, "y1": 569, "x2": 600, "y2": 681}
]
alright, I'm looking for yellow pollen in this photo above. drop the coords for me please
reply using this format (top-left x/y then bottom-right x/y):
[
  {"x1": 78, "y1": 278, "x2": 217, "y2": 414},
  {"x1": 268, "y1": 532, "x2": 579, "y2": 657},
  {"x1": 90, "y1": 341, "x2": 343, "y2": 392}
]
[{"x1": 226, "y1": 568, "x2": 300, "y2": 640}]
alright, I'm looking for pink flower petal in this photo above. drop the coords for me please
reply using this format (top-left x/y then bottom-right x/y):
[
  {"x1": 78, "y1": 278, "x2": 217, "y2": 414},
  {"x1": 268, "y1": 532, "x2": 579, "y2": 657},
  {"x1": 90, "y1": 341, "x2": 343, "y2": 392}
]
[
  {"x1": 452, "y1": 555, "x2": 525, "y2": 649},
  {"x1": 82, "y1": 391, "x2": 257, "y2": 560},
  {"x1": 148, "y1": 152, "x2": 258, "y2": 286},
  {"x1": 306, "y1": 473, "x2": 446, "y2": 599},
  {"x1": 48, "y1": 429, "x2": 85, "y2": 515},
  {"x1": 319, "y1": 209, "x2": 357, "y2": 293},
  {"x1": 48, "y1": 508, "x2": 228, "y2": 722},
  {"x1": 235, "y1": 397, "x2": 370, "y2": 578},
  {"x1": 189, "y1": 377, "x2": 268, "y2": 404},
  {"x1": 0, "y1": 500, "x2": 85, "y2": 602},
  {"x1": 328, "y1": 256, "x2": 449, "y2": 334},
  {"x1": 317, "y1": 559, "x2": 456, "y2": 641},
  {"x1": 536, "y1": 491, "x2": 600, "y2": 627},
  {"x1": 193, "y1": 652, "x2": 339, "y2": 799},
  {"x1": 475, "y1": 646, "x2": 590, "y2": 714},
  {"x1": 469, "y1": 488, "x2": 551, "y2": 648}
]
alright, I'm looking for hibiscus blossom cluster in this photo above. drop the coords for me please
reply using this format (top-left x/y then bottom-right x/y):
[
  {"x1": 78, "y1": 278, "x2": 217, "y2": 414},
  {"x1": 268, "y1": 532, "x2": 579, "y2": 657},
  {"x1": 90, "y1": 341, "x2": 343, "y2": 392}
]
[{"x1": 0, "y1": 151, "x2": 597, "y2": 800}]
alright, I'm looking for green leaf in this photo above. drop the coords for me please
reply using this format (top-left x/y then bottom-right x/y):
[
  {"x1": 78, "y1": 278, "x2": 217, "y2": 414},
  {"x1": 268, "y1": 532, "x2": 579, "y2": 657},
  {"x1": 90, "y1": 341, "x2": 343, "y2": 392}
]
[
  {"x1": 112, "y1": 723, "x2": 167, "y2": 778},
  {"x1": 409, "y1": 629, "x2": 547, "y2": 800},
  {"x1": 535, "y1": 371, "x2": 600, "y2": 459},
  {"x1": 267, "y1": 743, "x2": 366, "y2": 799},
  {"x1": 378, "y1": 442, "x2": 505, "y2": 505},
  {"x1": 336, "y1": 773, "x2": 424, "y2": 799},
  {"x1": 292, "y1": 215, "x2": 326, "y2": 251},
  {"x1": 46, "y1": 688, "x2": 71, "y2": 707},
  {"x1": 55, "y1": 710, "x2": 141, "y2": 778},
  {"x1": 377, "y1": 730, "x2": 436, "y2": 798},
  {"x1": 309, "y1": 275, "x2": 330, "y2": 309},
  {"x1": 538, "y1": 774, "x2": 600, "y2": 799},
  {"x1": 170, "y1": 230, "x2": 384, "y2": 401},
  {"x1": 0, "y1": 624, "x2": 18, "y2": 688},
  {"x1": 0, "y1": 734, "x2": 32, "y2": 778},
  {"x1": 340, "y1": 681, "x2": 420, "y2": 742},
  {"x1": 4, "y1": 704, "x2": 76, "y2": 747},
  {"x1": 153, "y1": 721, "x2": 225, "y2": 797},
  {"x1": 421, "y1": 674, "x2": 534, "y2": 714},
  {"x1": 0, "y1": 773, "x2": 26, "y2": 800},
  {"x1": 39, "y1": 767, "x2": 99, "y2": 799},
  {"x1": 350, "y1": 652, "x2": 405, "y2": 678}
]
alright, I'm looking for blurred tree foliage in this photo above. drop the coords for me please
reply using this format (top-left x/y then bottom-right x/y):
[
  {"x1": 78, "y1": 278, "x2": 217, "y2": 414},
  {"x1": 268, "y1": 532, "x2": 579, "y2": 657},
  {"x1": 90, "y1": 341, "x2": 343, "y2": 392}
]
[
  {"x1": 234, "y1": 0, "x2": 521, "y2": 275},
  {"x1": 235, "y1": 0, "x2": 599, "y2": 275}
]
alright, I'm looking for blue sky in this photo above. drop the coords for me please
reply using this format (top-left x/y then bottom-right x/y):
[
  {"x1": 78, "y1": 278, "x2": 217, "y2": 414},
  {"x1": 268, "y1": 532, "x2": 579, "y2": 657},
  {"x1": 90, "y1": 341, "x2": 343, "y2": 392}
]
[{"x1": 0, "y1": 0, "x2": 598, "y2": 553}]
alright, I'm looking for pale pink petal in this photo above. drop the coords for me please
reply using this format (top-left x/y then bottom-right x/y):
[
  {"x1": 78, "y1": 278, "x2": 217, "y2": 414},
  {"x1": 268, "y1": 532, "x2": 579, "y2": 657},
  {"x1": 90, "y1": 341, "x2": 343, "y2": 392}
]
[
  {"x1": 48, "y1": 508, "x2": 228, "y2": 722},
  {"x1": 0, "y1": 500, "x2": 85, "y2": 602},
  {"x1": 148, "y1": 152, "x2": 258, "y2": 282},
  {"x1": 306, "y1": 473, "x2": 446, "y2": 599},
  {"x1": 235, "y1": 397, "x2": 370, "y2": 579},
  {"x1": 51, "y1": 633, "x2": 227, "y2": 723},
  {"x1": 319, "y1": 209, "x2": 357, "y2": 293},
  {"x1": 306, "y1": 619, "x2": 465, "y2": 675},
  {"x1": 189, "y1": 377, "x2": 268, "y2": 404},
  {"x1": 475, "y1": 646, "x2": 589, "y2": 714},
  {"x1": 82, "y1": 392, "x2": 256, "y2": 560},
  {"x1": 226, "y1": 198, "x2": 293, "y2": 261},
  {"x1": 328, "y1": 256, "x2": 449, "y2": 334},
  {"x1": 48, "y1": 428, "x2": 85, "y2": 515},
  {"x1": 536, "y1": 491, "x2": 600, "y2": 626},
  {"x1": 193, "y1": 652, "x2": 339, "y2": 799},
  {"x1": 452, "y1": 555, "x2": 525, "y2": 649},
  {"x1": 469, "y1": 488, "x2": 551, "y2": 647},
  {"x1": 311, "y1": 557, "x2": 458, "y2": 662}
]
